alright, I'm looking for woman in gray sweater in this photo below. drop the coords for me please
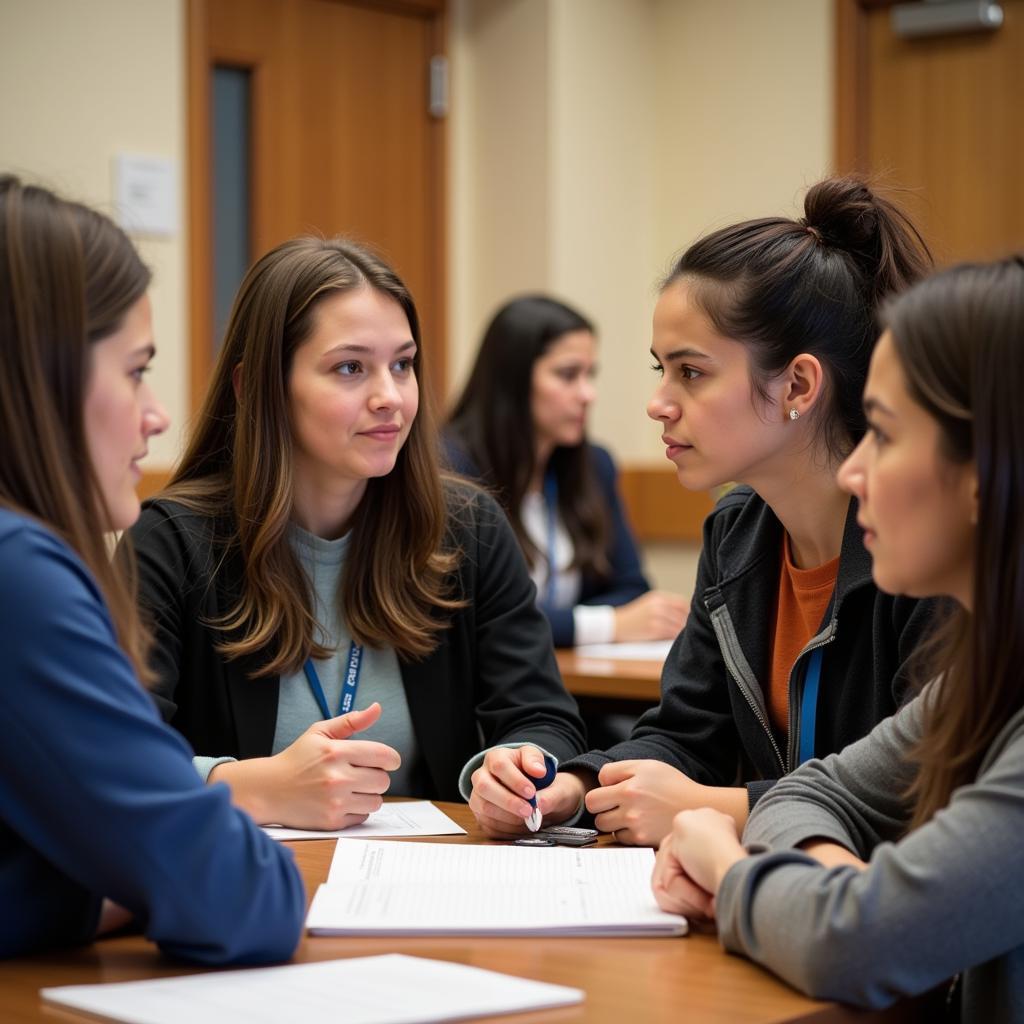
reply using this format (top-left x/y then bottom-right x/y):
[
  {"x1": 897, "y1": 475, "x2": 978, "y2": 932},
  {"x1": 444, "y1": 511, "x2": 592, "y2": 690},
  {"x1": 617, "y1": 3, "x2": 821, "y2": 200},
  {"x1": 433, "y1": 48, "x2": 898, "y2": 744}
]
[{"x1": 651, "y1": 255, "x2": 1024, "y2": 1021}]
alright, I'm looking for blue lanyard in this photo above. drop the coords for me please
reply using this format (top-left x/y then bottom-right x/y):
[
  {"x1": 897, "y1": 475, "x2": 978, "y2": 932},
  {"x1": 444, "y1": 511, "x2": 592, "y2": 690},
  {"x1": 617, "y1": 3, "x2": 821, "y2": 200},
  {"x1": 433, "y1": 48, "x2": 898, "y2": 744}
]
[
  {"x1": 542, "y1": 469, "x2": 558, "y2": 605},
  {"x1": 796, "y1": 647, "x2": 824, "y2": 765},
  {"x1": 303, "y1": 642, "x2": 363, "y2": 721}
]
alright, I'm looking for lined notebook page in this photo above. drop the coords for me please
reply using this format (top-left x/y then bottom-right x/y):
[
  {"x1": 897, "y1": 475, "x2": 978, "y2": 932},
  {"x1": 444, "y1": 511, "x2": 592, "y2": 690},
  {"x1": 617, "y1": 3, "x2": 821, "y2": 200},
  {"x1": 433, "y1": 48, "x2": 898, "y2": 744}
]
[{"x1": 307, "y1": 840, "x2": 687, "y2": 936}]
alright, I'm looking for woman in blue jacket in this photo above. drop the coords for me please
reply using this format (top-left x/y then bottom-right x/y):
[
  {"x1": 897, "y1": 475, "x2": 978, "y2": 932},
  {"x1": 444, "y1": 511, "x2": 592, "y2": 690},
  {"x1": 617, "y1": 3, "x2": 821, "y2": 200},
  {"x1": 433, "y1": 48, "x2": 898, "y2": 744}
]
[
  {"x1": 0, "y1": 176, "x2": 304, "y2": 962},
  {"x1": 446, "y1": 295, "x2": 688, "y2": 647}
]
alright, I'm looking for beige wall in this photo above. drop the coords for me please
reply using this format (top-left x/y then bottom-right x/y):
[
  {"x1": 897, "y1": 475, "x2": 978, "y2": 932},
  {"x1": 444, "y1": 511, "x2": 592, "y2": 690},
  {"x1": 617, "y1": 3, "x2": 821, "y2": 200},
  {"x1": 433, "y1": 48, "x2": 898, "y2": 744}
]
[
  {"x1": 1, "y1": 0, "x2": 833, "y2": 593},
  {"x1": 449, "y1": 0, "x2": 834, "y2": 460},
  {"x1": 0, "y1": 0, "x2": 187, "y2": 467},
  {"x1": 653, "y1": 0, "x2": 835, "y2": 267},
  {"x1": 449, "y1": 0, "x2": 834, "y2": 592}
]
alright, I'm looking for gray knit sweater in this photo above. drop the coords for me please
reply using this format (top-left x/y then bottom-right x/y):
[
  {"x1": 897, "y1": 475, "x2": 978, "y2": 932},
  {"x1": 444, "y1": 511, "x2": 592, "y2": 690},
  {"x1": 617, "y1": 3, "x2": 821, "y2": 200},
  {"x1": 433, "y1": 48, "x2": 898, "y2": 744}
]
[{"x1": 716, "y1": 687, "x2": 1024, "y2": 1021}]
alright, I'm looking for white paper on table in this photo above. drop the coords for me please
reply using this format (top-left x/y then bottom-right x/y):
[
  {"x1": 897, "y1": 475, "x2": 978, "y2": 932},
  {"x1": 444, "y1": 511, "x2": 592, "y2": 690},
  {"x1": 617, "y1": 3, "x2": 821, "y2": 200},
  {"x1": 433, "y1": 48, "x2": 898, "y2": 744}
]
[
  {"x1": 307, "y1": 840, "x2": 687, "y2": 937},
  {"x1": 573, "y1": 639, "x2": 673, "y2": 661},
  {"x1": 41, "y1": 953, "x2": 584, "y2": 1024},
  {"x1": 263, "y1": 801, "x2": 466, "y2": 841}
]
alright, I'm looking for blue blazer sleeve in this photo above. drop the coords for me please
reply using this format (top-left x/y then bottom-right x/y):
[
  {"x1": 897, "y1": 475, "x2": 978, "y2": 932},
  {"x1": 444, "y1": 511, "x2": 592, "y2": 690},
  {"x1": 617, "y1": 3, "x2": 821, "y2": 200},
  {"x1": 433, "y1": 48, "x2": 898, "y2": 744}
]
[
  {"x1": 0, "y1": 519, "x2": 305, "y2": 963},
  {"x1": 440, "y1": 432, "x2": 482, "y2": 479},
  {"x1": 542, "y1": 445, "x2": 650, "y2": 646}
]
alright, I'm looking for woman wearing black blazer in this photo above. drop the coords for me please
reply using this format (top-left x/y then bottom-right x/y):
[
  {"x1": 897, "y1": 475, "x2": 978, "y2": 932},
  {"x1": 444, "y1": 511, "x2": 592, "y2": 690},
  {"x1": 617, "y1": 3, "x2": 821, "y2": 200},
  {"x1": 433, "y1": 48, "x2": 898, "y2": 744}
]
[{"x1": 129, "y1": 238, "x2": 586, "y2": 832}]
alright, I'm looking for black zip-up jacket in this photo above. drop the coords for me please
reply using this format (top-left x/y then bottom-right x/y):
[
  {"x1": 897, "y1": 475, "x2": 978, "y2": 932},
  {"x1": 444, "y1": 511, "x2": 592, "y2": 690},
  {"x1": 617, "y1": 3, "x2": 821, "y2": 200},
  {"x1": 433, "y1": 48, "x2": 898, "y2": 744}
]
[
  {"x1": 129, "y1": 483, "x2": 587, "y2": 802},
  {"x1": 565, "y1": 485, "x2": 948, "y2": 810}
]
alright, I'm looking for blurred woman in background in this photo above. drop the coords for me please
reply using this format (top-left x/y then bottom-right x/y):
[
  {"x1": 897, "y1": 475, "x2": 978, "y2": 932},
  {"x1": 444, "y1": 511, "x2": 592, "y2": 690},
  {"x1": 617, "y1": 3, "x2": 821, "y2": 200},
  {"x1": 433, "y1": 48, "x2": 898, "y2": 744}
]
[{"x1": 447, "y1": 294, "x2": 688, "y2": 648}]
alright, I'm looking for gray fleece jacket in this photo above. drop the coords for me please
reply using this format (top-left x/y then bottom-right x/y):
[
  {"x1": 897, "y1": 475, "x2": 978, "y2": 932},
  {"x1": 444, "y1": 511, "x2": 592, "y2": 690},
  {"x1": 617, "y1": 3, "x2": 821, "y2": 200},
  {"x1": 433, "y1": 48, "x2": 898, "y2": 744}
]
[{"x1": 716, "y1": 686, "x2": 1024, "y2": 1021}]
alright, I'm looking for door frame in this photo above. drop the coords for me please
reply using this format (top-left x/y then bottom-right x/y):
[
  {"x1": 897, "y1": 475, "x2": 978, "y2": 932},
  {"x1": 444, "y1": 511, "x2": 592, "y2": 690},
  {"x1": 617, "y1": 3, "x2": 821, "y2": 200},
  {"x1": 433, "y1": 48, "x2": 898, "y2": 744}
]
[
  {"x1": 834, "y1": 0, "x2": 897, "y2": 171},
  {"x1": 186, "y1": 0, "x2": 449, "y2": 417}
]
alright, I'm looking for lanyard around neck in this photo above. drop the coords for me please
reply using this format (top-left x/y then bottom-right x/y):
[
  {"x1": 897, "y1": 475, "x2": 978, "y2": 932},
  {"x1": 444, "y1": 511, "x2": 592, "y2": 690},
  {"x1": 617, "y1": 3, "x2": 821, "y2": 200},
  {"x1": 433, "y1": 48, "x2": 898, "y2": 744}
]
[
  {"x1": 303, "y1": 642, "x2": 363, "y2": 721},
  {"x1": 542, "y1": 469, "x2": 559, "y2": 605},
  {"x1": 796, "y1": 646, "x2": 824, "y2": 766}
]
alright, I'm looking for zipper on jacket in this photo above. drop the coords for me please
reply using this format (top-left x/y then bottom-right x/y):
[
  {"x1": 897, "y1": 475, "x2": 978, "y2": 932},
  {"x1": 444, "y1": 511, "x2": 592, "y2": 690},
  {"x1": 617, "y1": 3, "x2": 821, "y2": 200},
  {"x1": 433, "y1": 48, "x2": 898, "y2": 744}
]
[{"x1": 710, "y1": 606, "x2": 786, "y2": 777}]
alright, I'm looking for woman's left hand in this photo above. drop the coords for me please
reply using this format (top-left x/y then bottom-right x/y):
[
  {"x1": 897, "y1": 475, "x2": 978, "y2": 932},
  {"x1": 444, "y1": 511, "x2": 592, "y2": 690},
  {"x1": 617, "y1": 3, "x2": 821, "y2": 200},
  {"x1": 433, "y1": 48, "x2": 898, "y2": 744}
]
[
  {"x1": 469, "y1": 747, "x2": 584, "y2": 838},
  {"x1": 96, "y1": 899, "x2": 133, "y2": 936},
  {"x1": 651, "y1": 808, "x2": 747, "y2": 922}
]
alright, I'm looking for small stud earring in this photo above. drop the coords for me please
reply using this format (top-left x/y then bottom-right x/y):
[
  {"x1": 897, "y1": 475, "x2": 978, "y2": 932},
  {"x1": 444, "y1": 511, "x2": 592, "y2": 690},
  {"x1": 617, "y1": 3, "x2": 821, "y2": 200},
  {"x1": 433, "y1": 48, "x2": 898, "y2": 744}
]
[{"x1": 789, "y1": 408, "x2": 800, "y2": 421}]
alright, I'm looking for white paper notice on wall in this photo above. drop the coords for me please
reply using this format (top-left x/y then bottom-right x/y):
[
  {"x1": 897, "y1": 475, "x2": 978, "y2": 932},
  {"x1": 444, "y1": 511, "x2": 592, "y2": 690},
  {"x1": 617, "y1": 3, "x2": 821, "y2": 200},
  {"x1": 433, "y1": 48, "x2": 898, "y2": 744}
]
[{"x1": 113, "y1": 153, "x2": 178, "y2": 237}]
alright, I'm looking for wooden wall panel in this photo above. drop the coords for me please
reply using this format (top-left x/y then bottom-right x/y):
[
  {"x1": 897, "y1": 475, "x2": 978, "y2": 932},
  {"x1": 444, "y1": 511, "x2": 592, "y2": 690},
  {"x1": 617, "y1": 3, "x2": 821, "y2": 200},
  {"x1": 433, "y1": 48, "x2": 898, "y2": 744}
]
[{"x1": 619, "y1": 467, "x2": 713, "y2": 544}]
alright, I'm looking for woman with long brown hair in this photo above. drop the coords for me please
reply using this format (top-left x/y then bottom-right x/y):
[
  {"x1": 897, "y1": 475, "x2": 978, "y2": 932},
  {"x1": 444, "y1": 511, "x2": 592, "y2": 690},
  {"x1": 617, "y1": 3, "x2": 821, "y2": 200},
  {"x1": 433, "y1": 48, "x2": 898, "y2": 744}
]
[
  {"x1": 652, "y1": 256, "x2": 1024, "y2": 1020},
  {"x1": 0, "y1": 175, "x2": 304, "y2": 961},
  {"x1": 130, "y1": 236, "x2": 586, "y2": 831},
  {"x1": 446, "y1": 295, "x2": 688, "y2": 647}
]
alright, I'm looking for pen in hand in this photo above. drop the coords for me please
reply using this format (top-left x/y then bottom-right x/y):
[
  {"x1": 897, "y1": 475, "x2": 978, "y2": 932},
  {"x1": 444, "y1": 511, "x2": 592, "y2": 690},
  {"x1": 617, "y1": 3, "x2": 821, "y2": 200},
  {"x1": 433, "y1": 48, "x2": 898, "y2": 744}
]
[{"x1": 524, "y1": 754, "x2": 557, "y2": 832}]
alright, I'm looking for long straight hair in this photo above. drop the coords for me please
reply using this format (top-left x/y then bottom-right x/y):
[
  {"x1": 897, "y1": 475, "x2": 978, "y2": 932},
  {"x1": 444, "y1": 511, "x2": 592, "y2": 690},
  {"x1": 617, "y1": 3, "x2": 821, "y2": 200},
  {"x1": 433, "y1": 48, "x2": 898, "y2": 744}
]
[
  {"x1": 448, "y1": 295, "x2": 610, "y2": 577},
  {"x1": 883, "y1": 257, "x2": 1024, "y2": 829},
  {"x1": 163, "y1": 236, "x2": 462, "y2": 673},
  {"x1": 664, "y1": 177, "x2": 932, "y2": 464},
  {"x1": 0, "y1": 175, "x2": 154, "y2": 680}
]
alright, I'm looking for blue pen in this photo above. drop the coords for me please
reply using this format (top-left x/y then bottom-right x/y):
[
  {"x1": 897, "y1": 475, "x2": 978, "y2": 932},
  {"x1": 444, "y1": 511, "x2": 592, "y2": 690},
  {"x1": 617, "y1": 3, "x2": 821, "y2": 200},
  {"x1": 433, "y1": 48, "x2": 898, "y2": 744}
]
[{"x1": 524, "y1": 753, "x2": 558, "y2": 832}]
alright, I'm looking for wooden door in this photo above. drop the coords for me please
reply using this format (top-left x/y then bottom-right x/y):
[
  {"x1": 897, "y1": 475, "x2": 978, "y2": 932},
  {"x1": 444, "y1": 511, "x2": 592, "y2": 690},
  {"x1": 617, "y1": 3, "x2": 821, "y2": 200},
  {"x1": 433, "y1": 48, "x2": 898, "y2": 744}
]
[
  {"x1": 188, "y1": 0, "x2": 447, "y2": 411},
  {"x1": 836, "y1": 0, "x2": 1024, "y2": 264}
]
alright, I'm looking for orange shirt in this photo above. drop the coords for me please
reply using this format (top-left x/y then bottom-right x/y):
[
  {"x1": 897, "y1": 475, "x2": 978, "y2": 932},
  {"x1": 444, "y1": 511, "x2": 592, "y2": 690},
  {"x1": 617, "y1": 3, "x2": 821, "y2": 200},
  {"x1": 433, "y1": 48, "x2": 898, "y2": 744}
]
[{"x1": 768, "y1": 534, "x2": 839, "y2": 737}]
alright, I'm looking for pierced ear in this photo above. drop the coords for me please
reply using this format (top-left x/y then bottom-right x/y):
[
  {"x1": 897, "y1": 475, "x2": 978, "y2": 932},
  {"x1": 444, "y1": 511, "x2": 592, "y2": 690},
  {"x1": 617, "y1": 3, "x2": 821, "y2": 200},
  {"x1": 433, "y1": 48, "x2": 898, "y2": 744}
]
[{"x1": 782, "y1": 353, "x2": 825, "y2": 419}]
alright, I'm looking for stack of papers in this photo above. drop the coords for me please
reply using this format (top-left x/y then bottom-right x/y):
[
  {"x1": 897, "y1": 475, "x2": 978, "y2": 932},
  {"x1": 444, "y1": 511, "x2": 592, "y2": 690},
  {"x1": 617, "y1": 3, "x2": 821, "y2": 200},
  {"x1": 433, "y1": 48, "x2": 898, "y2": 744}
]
[
  {"x1": 306, "y1": 839, "x2": 687, "y2": 937},
  {"x1": 263, "y1": 800, "x2": 466, "y2": 841},
  {"x1": 574, "y1": 639, "x2": 673, "y2": 661},
  {"x1": 41, "y1": 954, "x2": 584, "y2": 1024}
]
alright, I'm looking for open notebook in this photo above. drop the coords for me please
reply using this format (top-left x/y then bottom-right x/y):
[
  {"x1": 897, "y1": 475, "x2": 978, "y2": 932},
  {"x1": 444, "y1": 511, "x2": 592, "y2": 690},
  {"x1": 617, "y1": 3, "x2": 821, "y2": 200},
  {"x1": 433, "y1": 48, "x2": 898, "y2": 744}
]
[{"x1": 306, "y1": 839, "x2": 687, "y2": 937}]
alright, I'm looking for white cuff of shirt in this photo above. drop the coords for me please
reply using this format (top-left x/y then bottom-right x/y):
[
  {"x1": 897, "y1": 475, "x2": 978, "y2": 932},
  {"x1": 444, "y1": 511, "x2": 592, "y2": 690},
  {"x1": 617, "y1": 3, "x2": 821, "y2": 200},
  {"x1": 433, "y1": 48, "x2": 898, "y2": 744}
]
[
  {"x1": 194, "y1": 754, "x2": 238, "y2": 784},
  {"x1": 573, "y1": 604, "x2": 616, "y2": 646}
]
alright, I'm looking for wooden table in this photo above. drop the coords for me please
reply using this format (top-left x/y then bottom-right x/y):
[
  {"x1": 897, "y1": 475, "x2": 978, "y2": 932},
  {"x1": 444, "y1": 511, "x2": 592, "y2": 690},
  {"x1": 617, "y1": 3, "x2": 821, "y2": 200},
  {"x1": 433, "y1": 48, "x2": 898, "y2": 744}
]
[
  {"x1": 556, "y1": 648, "x2": 663, "y2": 703},
  {"x1": 0, "y1": 804, "x2": 928, "y2": 1024}
]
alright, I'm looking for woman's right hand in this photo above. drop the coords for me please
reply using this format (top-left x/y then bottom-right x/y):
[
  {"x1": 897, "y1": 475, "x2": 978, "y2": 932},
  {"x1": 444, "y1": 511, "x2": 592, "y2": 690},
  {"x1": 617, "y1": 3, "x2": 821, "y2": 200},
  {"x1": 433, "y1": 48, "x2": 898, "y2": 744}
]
[
  {"x1": 613, "y1": 590, "x2": 689, "y2": 642},
  {"x1": 468, "y1": 754, "x2": 589, "y2": 838},
  {"x1": 209, "y1": 702, "x2": 401, "y2": 829}
]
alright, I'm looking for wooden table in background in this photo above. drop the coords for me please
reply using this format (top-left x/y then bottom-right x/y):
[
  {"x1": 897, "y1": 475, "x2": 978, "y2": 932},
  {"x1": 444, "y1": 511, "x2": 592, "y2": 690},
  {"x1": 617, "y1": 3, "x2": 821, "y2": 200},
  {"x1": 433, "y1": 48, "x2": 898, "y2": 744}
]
[
  {"x1": 0, "y1": 803, "x2": 929, "y2": 1024},
  {"x1": 556, "y1": 648, "x2": 663, "y2": 703}
]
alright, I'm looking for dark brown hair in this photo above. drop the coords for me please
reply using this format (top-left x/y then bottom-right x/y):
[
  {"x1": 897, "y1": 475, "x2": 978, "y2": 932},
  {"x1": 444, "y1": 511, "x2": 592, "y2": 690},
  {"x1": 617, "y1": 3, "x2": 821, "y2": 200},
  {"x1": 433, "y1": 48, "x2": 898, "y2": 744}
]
[
  {"x1": 664, "y1": 177, "x2": 933, "y2": 464},
  {"x1": 163, "y1": 236, "x2": 462, "y2": 672},
  {"x1": 447, "y1": 295, "x2": 610, "y2": 578},
  {"x1": 882, "y1": 256, "x2": 1024, "y2": 828},
  {"x1": 0, "y1": 174, "x2": 154, "y2": 679}
]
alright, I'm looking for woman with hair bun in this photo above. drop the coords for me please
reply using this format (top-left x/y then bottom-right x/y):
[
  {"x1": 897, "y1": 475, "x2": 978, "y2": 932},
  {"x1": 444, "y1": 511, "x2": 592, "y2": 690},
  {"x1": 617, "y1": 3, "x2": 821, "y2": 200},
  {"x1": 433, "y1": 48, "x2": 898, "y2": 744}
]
[{"x1": 471, "y1": 177, "x2": 948, "y2": 841}]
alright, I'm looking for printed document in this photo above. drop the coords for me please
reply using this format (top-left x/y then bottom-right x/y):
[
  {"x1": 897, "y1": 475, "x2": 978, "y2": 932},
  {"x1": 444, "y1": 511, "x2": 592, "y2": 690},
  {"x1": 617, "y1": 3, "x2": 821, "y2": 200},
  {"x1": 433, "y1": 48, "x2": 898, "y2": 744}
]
[
  {"x1": 307, "y1": 840, "x2": 687, "y2": 936},
  {"x1": 263, "y1": 801, "x2": 466, "y2": 841}
]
